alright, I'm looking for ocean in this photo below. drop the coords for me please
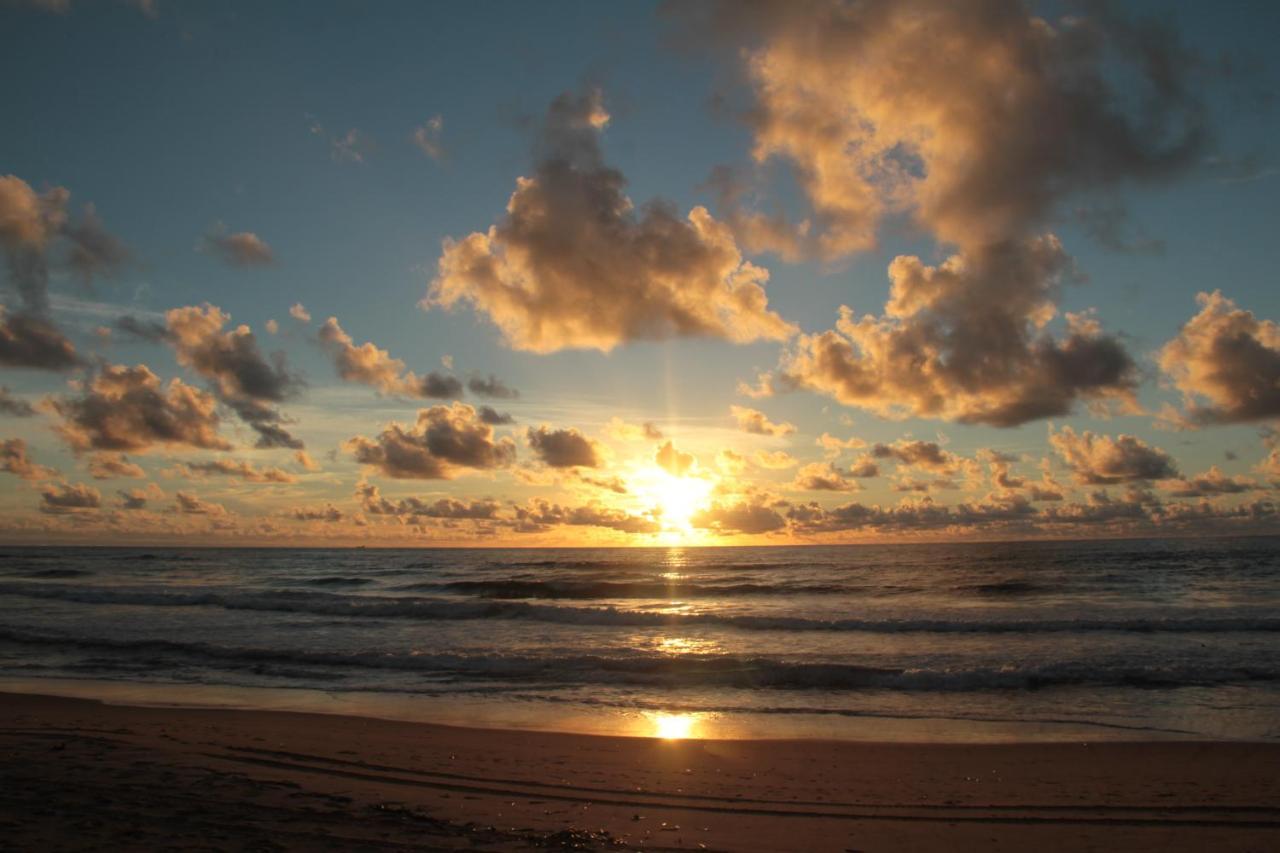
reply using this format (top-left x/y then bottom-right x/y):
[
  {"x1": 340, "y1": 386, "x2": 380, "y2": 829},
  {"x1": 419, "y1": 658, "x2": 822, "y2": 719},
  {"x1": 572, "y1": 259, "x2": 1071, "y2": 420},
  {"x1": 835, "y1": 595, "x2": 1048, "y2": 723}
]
[{"x1": 1, "y1": 538, "x2": 1277, "y2": 742}]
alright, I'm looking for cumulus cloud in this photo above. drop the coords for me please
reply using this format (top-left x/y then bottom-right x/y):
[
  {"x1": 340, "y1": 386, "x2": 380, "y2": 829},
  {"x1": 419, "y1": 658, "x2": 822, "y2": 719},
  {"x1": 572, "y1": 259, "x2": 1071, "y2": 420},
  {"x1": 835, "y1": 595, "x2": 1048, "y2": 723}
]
[
  {"x1": 345, "y1": 402, "x2": 516, "y2": 479},
  {"x1": 817, "y1": 432, "x2": 865, "y2": 456},
  {"x1": 730, "y1": 404, "x2": 795, "y2": 436},
  {"x1": 1158, "y1": 291, "x2": 1280, "y2": 425},
  {"x1": 691, "y1": 497, "x2": 786, "y2": 535},
  {"x1": 200, "y1": 225, "x2": 275, "y2": 267},
  {"x1": 174, "y1": 491, "x2": 226, "y2": 515},
  {"x1": 791, "y1": 462, "x2": 860, "y2": 492},
  {"x1": 1161, "y1": 466, "x2": 1257, "y2": 498},
  {"x1": 1, "y1": 175, "x2": 130, "y2": 370},
  {"x1": 425, "y1": 88, "x2": 795, "y2": 353},
  {"x1": 787, "y1": 494, "x2": 1038, "y2": 534},
  {"x1": 527, "y1": 426, "x2": 601, "y2": 468},
  {"x1": 870, "y1": 439, "x2": 963, "y2": 475},
  {"x1": 168, "y1": 458, "x2": 297, "y2": 483},
  {"x1": 654, "y1": 440, "x2": 696, "y2": 476},
  {"x1": 87, "y1": 452, "x2": 144, "y2": 480},
  {"x1": 49, "y1": 363, "x2": 230, "y2": 453},
  {"x1": 165, "y1": 304, "x2": 304, "y2": 448},
  {"x1": 39, "y1": 481, "x2": 101, "y2": 514},
  {"x1": 515, "y1": 498, "x2": 660, "y2": 535},
  {"x1": 776, "y1": 239, "x2": 1139, "y2": 426},
  {"x1": 357, "y1": 482, "x2": 499, "y2": 521},
  {"x1": 289, "y1": 303, "x2": 311, "y2": 323},
  {"x1": 0, "y1": 386, "x2": 35, "y2": 417},
  {"x1": 1, "y1": 437, "x2": 56, "y2": 480},
  {"x1": 318, "y1": 316, "x2": 463, "y2": 399},
  {"x1": 117, "y1": 483, "x2": 163, "y2": 510},
  {"x1": 1049, "y1": 426, "x2": 1179, "y2": 484},
  {"x1": 681, "y1": 0, "x2": 1206, "y2": 257},
  {"x1": 288, "y1": 504, "x2": 346, "y2": 522}
]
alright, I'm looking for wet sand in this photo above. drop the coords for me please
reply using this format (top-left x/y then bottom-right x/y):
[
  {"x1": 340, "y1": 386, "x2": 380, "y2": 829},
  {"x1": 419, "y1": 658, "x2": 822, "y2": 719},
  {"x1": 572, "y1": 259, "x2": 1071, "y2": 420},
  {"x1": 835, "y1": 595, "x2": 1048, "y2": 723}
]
[{"x1": 1, "y1": 691, "x2": 1277, "y2": 851}]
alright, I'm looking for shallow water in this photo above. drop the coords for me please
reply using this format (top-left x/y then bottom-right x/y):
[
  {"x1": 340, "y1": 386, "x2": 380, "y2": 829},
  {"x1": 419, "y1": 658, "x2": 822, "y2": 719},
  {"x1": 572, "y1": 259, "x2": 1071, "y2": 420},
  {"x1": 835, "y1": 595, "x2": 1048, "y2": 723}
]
[{"x1": 1, "y1": 538, "x2": 1277, "y2": 741}]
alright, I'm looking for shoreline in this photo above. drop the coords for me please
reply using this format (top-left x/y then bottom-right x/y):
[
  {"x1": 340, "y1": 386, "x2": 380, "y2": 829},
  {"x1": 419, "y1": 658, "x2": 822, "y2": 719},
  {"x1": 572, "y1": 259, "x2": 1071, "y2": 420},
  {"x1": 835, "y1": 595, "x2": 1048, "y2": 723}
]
[
  {"x1": 0, "y1": 675, "x2": 1236, "y2": 745},
  {"x1": 2, "y1": 690, "x2": 1278, "y2": 850}
]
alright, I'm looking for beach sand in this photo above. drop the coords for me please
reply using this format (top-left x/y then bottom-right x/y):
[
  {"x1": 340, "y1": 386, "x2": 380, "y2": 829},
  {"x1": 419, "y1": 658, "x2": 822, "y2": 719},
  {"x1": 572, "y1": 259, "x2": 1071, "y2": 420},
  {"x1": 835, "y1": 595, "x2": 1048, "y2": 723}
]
[{"x1": 1, "y1": 691, "x2": 1277, "y2": 851}]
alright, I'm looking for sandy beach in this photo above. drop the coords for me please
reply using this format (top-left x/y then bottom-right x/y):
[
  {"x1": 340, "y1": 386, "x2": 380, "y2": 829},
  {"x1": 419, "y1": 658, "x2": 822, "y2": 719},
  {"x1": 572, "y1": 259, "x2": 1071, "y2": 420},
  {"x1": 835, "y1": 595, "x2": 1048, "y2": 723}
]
[{"x1": 0, "y1": 691, "x2": 1275, "y2": 851}]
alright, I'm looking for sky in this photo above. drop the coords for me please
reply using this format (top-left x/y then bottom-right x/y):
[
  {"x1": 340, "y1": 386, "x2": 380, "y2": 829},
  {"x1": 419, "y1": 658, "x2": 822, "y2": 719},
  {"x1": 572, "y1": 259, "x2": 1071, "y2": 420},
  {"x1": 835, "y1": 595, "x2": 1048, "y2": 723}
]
[{"x1": 1, "y1": 0, "x2": 1279, "y2": 546}]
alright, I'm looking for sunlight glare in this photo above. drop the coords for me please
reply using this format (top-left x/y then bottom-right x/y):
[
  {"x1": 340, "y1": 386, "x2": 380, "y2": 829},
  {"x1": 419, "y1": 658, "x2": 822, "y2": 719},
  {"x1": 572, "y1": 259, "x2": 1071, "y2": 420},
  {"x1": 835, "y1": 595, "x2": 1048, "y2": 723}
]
[{"x1": 650, "y1": 712, "x2": 698, "y2": 740}]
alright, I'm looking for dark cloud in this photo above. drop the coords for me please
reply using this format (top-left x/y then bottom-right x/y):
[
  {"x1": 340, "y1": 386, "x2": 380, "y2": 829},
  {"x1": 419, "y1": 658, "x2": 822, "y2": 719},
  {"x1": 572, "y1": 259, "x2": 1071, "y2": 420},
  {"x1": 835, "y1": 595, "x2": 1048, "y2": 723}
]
[
  {"x1": 477, "y1": 405, "x2": 514, "y2": 425},
  {"x1": 467, "y1": 374, "x2": 519, "y2": 399},
  {"x1": 49, "y1": 363, "x2": 230, "y2": 453},
  {"x1": 345, "y1": 402, "x2": 517, "y2": 479},
  {"x1": 0, "y1": 309, "x2": 82, "y2": 370},
  {"x1": 1161, "y1": 466, "x2": 1257, "y2": 498},
  {"x1": 288, "y1": 504, "x2": 346, "y2": 522},
  {"x1": 0, "y1": 386, "x2": 36, "y2": 417},
  {"x1": 791, "y1": 462, "x2": 860, "y2": 492},
  {"x1": 174, "y1": 491, "x2": 226, "y2": 515},
  {"x1": 527, "y1": 425, "x2": 601, "y2": 468},
  {"x1": 426, "y1": 88, "x2": 794, "y2": 352},
  {"x1": 166, "y1": 304, "x2": 304, "y2": 448}
]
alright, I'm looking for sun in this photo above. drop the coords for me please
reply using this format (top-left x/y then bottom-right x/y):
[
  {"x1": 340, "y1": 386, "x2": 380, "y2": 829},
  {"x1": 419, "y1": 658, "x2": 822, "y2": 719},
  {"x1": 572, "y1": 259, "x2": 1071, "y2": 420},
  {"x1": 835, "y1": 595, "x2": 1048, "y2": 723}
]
[
  {"x1": 649, "y1": 712, "x2": 698, "y2": 740},
  {"x1": 633, "y1": 467, "x2": 713, "y2": 533}
]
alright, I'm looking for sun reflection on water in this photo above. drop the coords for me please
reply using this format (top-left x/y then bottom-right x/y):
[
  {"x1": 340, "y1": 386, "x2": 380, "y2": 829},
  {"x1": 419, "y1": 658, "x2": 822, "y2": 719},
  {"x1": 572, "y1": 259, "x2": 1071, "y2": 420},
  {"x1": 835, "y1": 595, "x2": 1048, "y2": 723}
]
[{"x1": 648, "y1": 711, "x2": 700, "y2": 740}]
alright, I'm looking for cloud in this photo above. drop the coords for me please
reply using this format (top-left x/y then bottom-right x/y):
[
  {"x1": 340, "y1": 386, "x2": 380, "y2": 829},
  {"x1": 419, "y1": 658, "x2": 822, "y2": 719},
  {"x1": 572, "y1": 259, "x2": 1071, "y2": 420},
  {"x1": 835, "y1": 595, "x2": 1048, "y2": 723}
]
[
  {"x1": 1158, "y1": 291, "x2": 1280, "y2": 425},
  {"x1": 357, "y1": 482, "x2": 499, "y2": 520},
  {"x1": 345, "y1": 402, "x2": 517, "y2": 479},
  {"x1": 49, "y1": 363, "x2": 230, "y2": 452},
  {"x1": 683, "y1": 0, "x2": 1206, "y2": 257},
  {"x1": 1161, "y1": 466, "x2": 1257, "y2": 498},
  {"x1": 1049, "y1": 426, "x2": 1179, "y2": 484},
  {"x1": 730, "y1": 404, "x2": 795, "y2": 436},
  {"x1": 466, "y1": 374, "x2": 519, "y2": 399},
  {"x1": 288, "y1": 504, "x2": 346, "y2": 522},
  {"x1": 39, "y1": 481, "x2": 100, "y2": 514},
  {"x1": 412, "y1": 115, "x2": 445, "y2": 160},
  {"x1": 776, "y1": 238, "x2": 1139, "y2": 426},
  {"x1": 654, "y1": 440, "x2": 696, "y2": 476},
  {"x1": 787, "y1": 494, "x2": 1039, "y2": 534},
  {"x1": 200, "y1": 225, "x2": 275, "y2": 267},
  {"x1": 527, "y1": 425, "x2": 601, "y2": 468},
  {"x1": 477, "y1": 405, "x2": 514, "y2": 425},
  {"x1": 117, "y1": 483, "x2": 163, "y2": 510},
  {"x1": 174, "y1": 491, "x2": 226, "y2": 515},
  {"x1": 318, "y1": 316, "x2": 463, "y2": 399},
  {"x1": 605, "y1": 418, "x2": 663, "y2": 442},
  {"x1": 752, "y1": 450, "x2": 795, "y2": 470},
  {"x1": 0, "y1": 308, "x2": 82, "y2": 370},
  {"x1": 87, "y1": 452, "x2": 144, "y2": 479},
  {"x1": 165, "y1": 304, "x2": 304, "y2": 448},
  {"x1": 791, "y1": 462, "x2": 860, "y2": 492},
  {"x1": 870, "y1": 439, "x2": 962, "y2": 475},
  {"x1": 294, "y1": 449, "x2": 320, "y2": 471},
  {"x1": 817, "y1": 432, "x2": 865, "y2": 456},
  {"x1": 515, "y1": 498, "x2": 660, "y2": 535},
  {"x1": 1, "y1": 437, "x2": 56, "y2": 480},
  {"x1": 289, "y1": 303, "x2": 311, "y2": 323},
  {"x1": 1, "y1": 175, "x2": 130, "y2": 370},
  {"x1": 168, "y1": 458, "x2": 297, "y2": 483},
  {"x1": 691, "y1": 498, "x2": 786, "y2": 535},
  {"x1": 425, "y1": 88, "x2": 795, "y2": 353},
  {"x1": 0, "y1": 386, "x2": 35, "y2": 417}
]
